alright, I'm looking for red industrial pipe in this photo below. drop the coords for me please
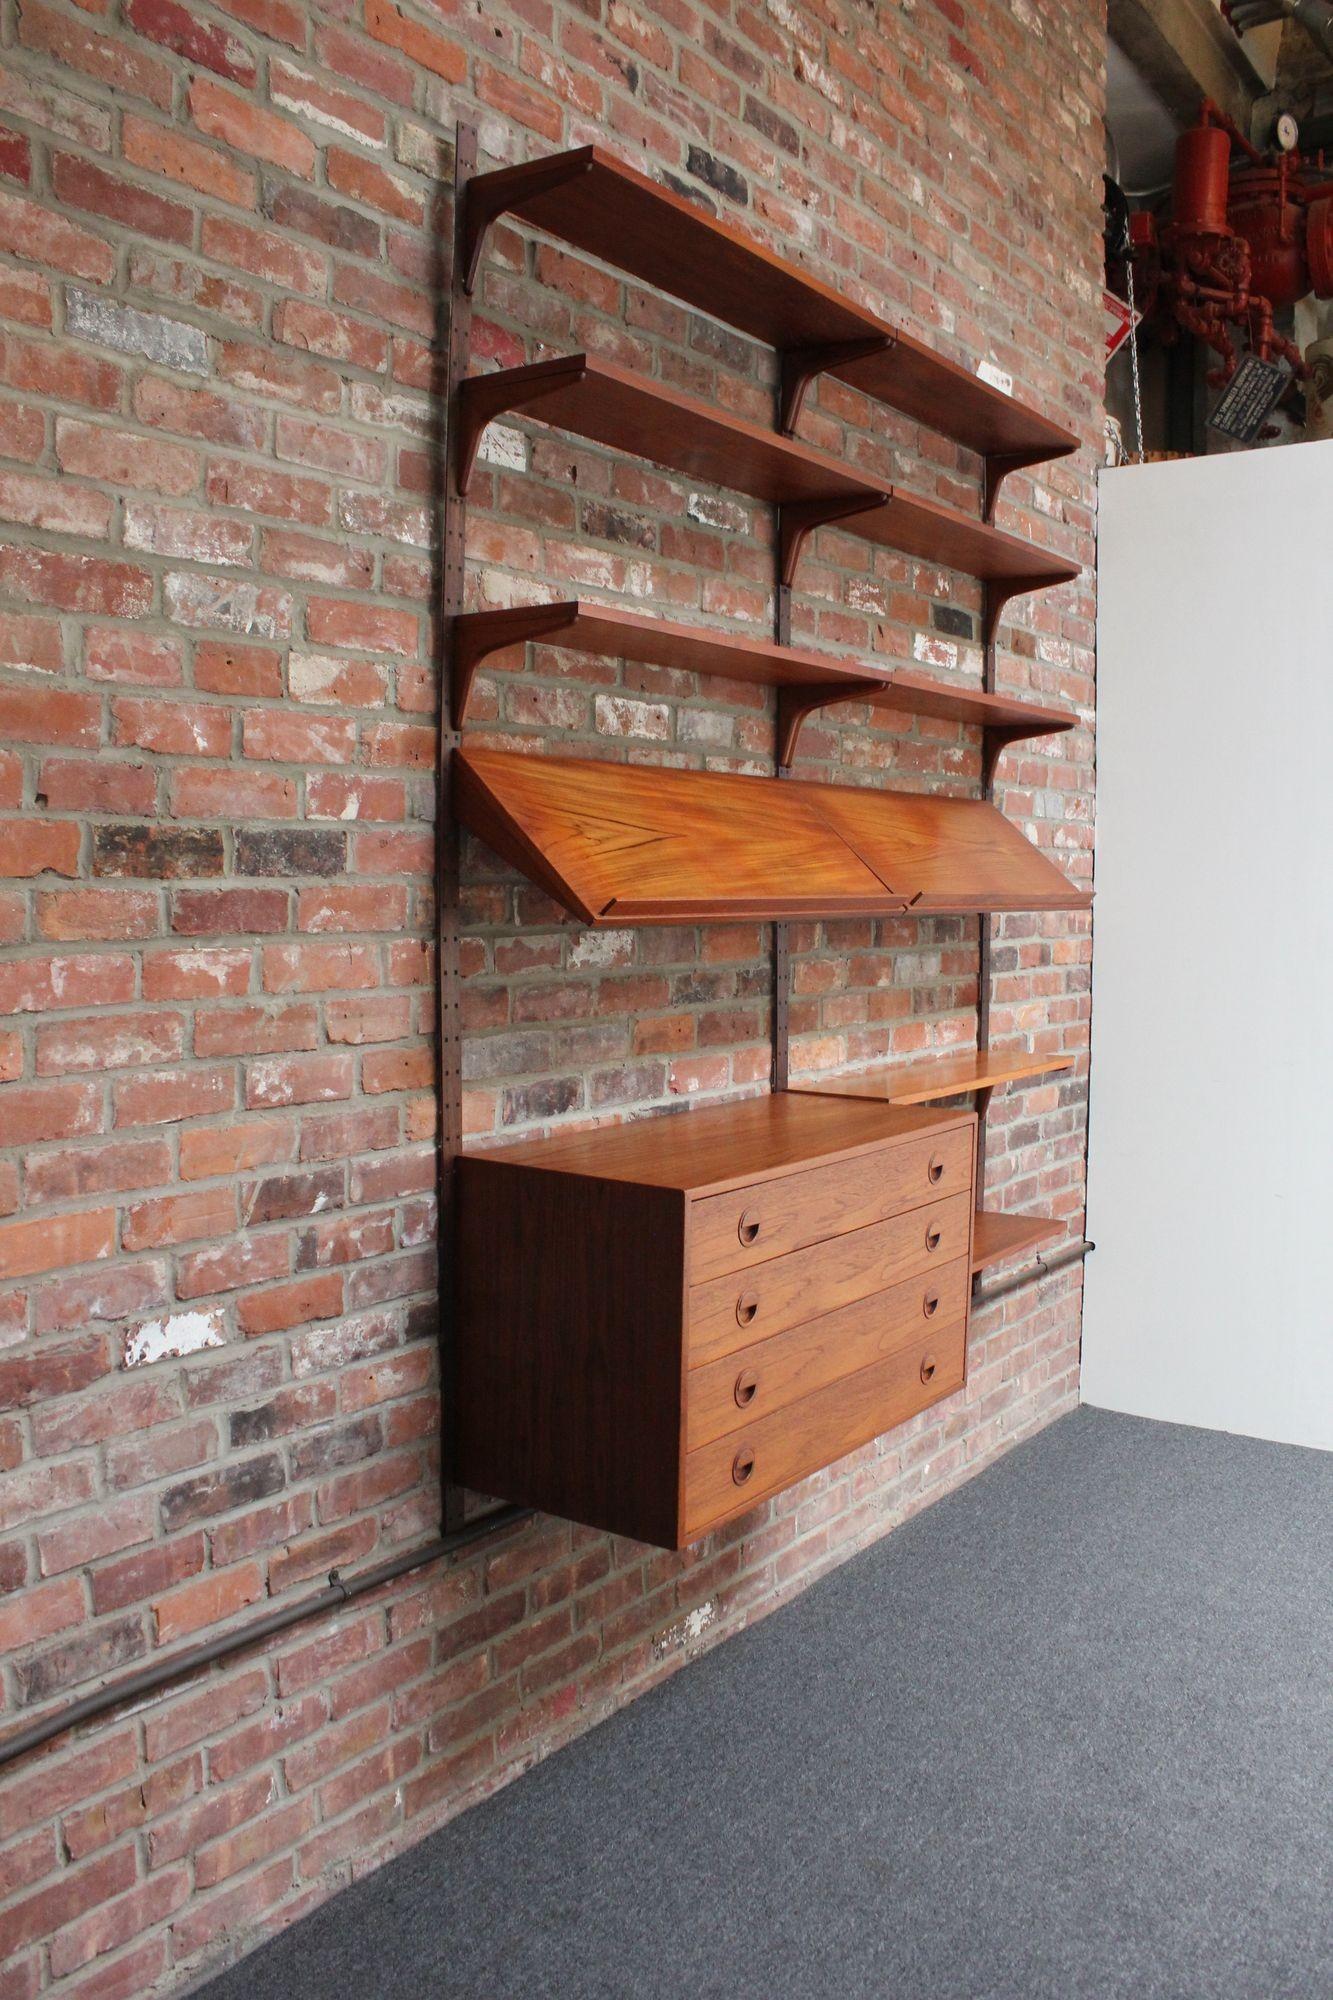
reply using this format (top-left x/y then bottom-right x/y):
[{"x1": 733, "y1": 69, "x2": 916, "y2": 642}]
[{"x1": 1131, "y1": 101, "x2": 1333, "y2": 389}]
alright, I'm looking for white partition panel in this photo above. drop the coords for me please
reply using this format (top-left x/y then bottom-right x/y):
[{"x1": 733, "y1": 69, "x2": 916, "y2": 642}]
[{"x1": 1084, "y1": 443, "x2": 1333, "y2": 1452}]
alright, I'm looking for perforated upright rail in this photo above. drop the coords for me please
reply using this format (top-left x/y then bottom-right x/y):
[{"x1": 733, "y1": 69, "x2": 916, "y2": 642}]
[{"x1": 438, "y1": 125, "x2": 477, "y2": 1534}]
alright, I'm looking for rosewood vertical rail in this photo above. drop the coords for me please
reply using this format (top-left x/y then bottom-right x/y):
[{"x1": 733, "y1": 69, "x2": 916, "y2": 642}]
[{"x1": 437, "y1": 125, "x2": 477, "y2": 1534}]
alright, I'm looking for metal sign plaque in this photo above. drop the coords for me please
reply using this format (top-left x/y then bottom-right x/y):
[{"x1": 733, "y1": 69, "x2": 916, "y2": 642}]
[{"x1": 1208, "y1": 356, "x2": 1290, "y2": 443}]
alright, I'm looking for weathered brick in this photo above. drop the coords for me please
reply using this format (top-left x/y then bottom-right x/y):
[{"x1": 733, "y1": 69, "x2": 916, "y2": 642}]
[
  {"x1": 189, "y1": 78, "x2": 316, "y2": 179},
  {"x1": 366, "y1": 0, "x2": 466, "y2": 81},
  {"x1": 0, "y1": 1208, "x2": 115, "y2": 1283},
  {"x1": 35, "y1": 1010, "x2": 184, "y2": 1075},
  {"x1": 124, "y1": 0, "x2": 258, "y2": 85},
  {"x1": 161, "y1": 1453, "x2": 285, "y2": 1532},
  {"x1": 52, "y1": 152, "x2": 192, "y2": 245},
  {"x1": 65, "y1": 289, "x2": 209, "y2": 374}
]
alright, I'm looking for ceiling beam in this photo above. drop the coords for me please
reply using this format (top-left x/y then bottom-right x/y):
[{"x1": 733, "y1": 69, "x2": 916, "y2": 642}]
[{"x1": 1109, "y1": 0, "x2": 1264, "y2": 132}]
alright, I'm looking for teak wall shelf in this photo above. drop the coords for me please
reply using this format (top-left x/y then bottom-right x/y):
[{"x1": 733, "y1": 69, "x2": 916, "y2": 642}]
[
  {"x1": 460, "y1": 144, "x2": 1079, "y2": 512},
  {"x1": 451, "y1": 599, "x2": 1078, "y2": 767},
  {"x1": 457, "y1": 354, "x2": 1081, "y2": 614},
  {"x1": 792, "y1": 1049, "x2": 1075, "y2": 1108},
  {"x1": 455, "y1": 748, "x2": 1092, "y2": 927},
  {"x1": 438, "y1": 127, "x2": 1089, "y2": 1548}
]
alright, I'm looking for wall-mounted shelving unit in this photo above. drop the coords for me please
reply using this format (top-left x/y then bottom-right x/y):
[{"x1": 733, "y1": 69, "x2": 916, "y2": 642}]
[
  {"x1": 459, "y1": 143, "x2": 1079, "y2": 514},
  {"x1": 440, "y1": 126, "x2": 1090, "y2": 1545}
]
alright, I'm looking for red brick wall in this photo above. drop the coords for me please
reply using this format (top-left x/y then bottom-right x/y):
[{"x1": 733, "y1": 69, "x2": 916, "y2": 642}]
[{"x1": 0, "y1": 0, "x2": 1103, "y2": 1989}]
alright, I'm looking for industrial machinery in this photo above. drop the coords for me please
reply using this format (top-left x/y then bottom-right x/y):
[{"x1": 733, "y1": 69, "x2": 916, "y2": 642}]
[{"x1": 1124, "y1": 101, "x2": 1333, "y2": 387}]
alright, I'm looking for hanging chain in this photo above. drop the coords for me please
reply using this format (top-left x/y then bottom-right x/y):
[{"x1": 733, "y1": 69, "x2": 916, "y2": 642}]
[{"x1": 1125, "y1": 257, "x2": 1145, "y2": 464}]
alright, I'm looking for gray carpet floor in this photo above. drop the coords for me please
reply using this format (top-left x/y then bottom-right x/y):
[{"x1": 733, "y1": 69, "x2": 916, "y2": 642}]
[{"x1": 198, "y1": 1408, "x2": 1333, "y2": 2000}]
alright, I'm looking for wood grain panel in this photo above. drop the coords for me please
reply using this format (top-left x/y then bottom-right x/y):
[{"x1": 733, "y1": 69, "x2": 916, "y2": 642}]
[
  {"x1": 686, "y1": 1259, "x2": 970, "y2": 1448},
  {"x1": 466, "y1": 1092, "x2": 973, "y2": 1194},
  {"x1": 793, "y1": 1048, "x2": 1075, "y2": 1106},
  {"x1": 797, "y1": 781, "x2": 1093, "y2": 915},
  {"x1": 689, "y1": 1127, "x2": 974, "y2": 1283},
  {"x1": 683, "y1": 1321, "x2": 966, "y2": 1538},
  {"x1": 454, "y1": 748, "x2": 911, "y2": 927},
  {"x1": 688, "y1": 1193, "x2": 970, "y2": 1363},
  {"x1": 457, "y1": 1159, "x2": 686, "y2": 1549}
]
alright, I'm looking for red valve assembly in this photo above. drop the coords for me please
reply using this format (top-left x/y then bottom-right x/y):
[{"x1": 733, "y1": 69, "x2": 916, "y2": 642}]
[{"x1": 1129, "y1": 100, "x2": 1333, "y2": 387}]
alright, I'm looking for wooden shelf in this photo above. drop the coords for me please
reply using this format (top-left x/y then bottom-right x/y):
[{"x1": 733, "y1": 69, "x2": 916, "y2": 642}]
[
  {"x1": 457, "y1": 356, "x2": 1081, "y2": 606},
  {"x1": 454, "y1": 748, "x2": 916, "y2": 926},
  {"x1": 450, "y1": 599, "x2": 1079, "y2": 764},
  {"x1": 461, "y1": 145, "x2": 1078, "y2": 496},
  {"x1": 798, "y1": 783, "x2": 1092, "y2": 915},
  {"x1": 792, "y1": 1049, "x2": 1075, "y2": 1107},
  {"x1": 970, "y1": 1209, "x2": 1065, "y2": 1274},
  {"x1": 455, "y1": 748, "x2": 1091, "y2": 925}
]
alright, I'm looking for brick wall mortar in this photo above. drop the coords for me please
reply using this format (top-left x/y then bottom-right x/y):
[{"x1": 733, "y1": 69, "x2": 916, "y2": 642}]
[{"x1": 0, "y1": 0, "x2": 1102, "y2": 1988}]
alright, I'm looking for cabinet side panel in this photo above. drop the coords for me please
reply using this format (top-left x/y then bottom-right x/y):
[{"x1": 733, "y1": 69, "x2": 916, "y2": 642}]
[{"x1": 457, "y1": 1160, "x2": 686, "y2": 1547}]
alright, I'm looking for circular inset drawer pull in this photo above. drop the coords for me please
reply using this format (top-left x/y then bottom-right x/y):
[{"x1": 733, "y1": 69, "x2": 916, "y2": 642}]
[
  {"x1": 927, "y1": 1155, "x2": 946, "y2": 1185},
  {"x1": 925, "y1": 1222, "x2": 942, "y2": 1252},
  {"x1": 733, "y1": 1369, "x2": 758, "y2": 1409},
  {"x1": 732, "y1": 1446, "x2": 756, "y2": 1486},
  {"x1": 922, "y1": 1291, "x2": 940, "y2": 1319},
  {"x1": 737, "y1": 1209, "x2": 762, "y2": 1246},
  {"x1": 735, "y1": 1292, "x2": 759, "y2": 1328},
  {"x1": 920, "y1": 1353, "x2": 938, "y2": 1384}
]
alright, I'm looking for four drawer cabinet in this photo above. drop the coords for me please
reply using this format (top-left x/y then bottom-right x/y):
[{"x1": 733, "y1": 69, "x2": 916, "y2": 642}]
[{"x1": 457, "y1": 1092, "x2": 976, "y2": 1549}]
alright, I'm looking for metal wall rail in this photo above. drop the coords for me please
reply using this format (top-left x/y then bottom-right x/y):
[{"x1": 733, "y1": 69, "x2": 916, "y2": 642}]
[{"x1": 0, "y1": 1505, "x2": 532, "y2": 1774}]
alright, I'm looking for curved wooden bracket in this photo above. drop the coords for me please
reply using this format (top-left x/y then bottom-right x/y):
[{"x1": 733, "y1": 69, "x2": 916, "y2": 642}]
[
  {"x1": 460, "y1": 152, "x2": 597, "y2": 297},
  {"x1": 455, "y1": 358, "x2": 585, "y2": 497},
  {"x1": 982, "y1": 572, "x2": 1062, "y2": 649},
  {"x1": 451, "y1": 603, "x2": 582, "y2": 728},
  {"x1": 776, "y1": 679, "x2": 891, "y2": 767},
  {"x1": 779, "y1": 494, "x2": 888, "y2": 587},
  {"x1": 779, "y1": 336, "x2": 892, "y2": 434},
  {"x1": 983, "y1": 449, "x2": 1051, "y2": 522}
]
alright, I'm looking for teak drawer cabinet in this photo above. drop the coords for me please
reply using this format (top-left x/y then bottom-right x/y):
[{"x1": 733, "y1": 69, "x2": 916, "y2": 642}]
[{"x1": 457, "y1": 1095, "x2": 976, "y2": 1548}]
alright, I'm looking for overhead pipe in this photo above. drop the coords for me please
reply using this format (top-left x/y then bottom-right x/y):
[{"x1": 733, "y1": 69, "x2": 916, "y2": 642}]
[{"x1": 0, "y1": 1504, "x2": 531, "y2": 1774}]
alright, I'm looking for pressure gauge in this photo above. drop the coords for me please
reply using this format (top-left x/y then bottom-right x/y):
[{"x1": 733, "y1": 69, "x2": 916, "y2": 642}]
[{"x1": 1275, "y1": 112, "x2": 1299, "y2": 153}]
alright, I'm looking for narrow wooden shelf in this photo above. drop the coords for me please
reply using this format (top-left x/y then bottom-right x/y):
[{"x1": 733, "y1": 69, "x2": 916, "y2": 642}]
[
  {"x1": 450, "y1": 599, "x2": 1079, "y2": 764},
  {"x1": 461, "y1": 145, "x2": 1078, "y2": 498},
  {"x1": 454, "y1": 748, "x2": 1091, "y2": 925},
  {"x1": 971, "y1": 1209, "x2": 1065, "y2": 1274},
  {"x1": 457, "y1": 356, "x2": 1080, "y2": 610},
  {"x1": 792, "y1": 1049, "x2": 1075, "y2": 1107},
  {"x1": 457, "y1": 353, "x2": 877, "y2": 509}
]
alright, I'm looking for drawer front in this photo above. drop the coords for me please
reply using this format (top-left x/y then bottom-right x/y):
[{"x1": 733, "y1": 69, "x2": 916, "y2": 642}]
[
  {"x1": 687, "y1": 1190, "x2": 970, "y2": 1366},
  {"x1": 684, "y1": 1320, "x2": 966, "y2": 1539},
  {"x1": 688, "y1": 1125, "x2": 972, "y2": 1282},
  {"x1": 686, "y1": 1258, "x2": 969, "y2": 1450}
]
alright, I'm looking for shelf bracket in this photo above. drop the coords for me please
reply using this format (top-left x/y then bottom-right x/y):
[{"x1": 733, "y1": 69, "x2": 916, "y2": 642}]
[
  {"x1": 779, "y1": 494, "x2": 888, "y2": 588},
  {"x1": 981, "y1": 722, "x2": 1038, "y2": 792},
  {"x1": 455, "y1": 362, "x2": 584, "y2": 497},
  {"x1": 460, "y1": 152, "x2": 596, "y2": 297},
  {"x1": 452, "y1": 604, "x2": 580, "y2": 730},
  {"x1": 779, "y1": 336, "x2": 892, "y2": 435},
  {"x1": 776, "y1": 679, "x2": 889, "y2": 767},
  {"x1": 983, "y1": 449, "x2": 1050, "y2": 522},
  {"x1": 982, "y1": 572, "x2": 1055, "y2": 650}
]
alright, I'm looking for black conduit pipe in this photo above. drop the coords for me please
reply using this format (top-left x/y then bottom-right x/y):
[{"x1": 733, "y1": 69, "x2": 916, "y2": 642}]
[
  {"x1": 972, "y1": 1236, "x2": 1095, "y2": 1309},
  {"x1": 2, "y1": 1246, "x2": 1094, "y2": 1773},
  {"x1": 0, "y1": 1503, "x2": 532, "y2": 1774}
]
